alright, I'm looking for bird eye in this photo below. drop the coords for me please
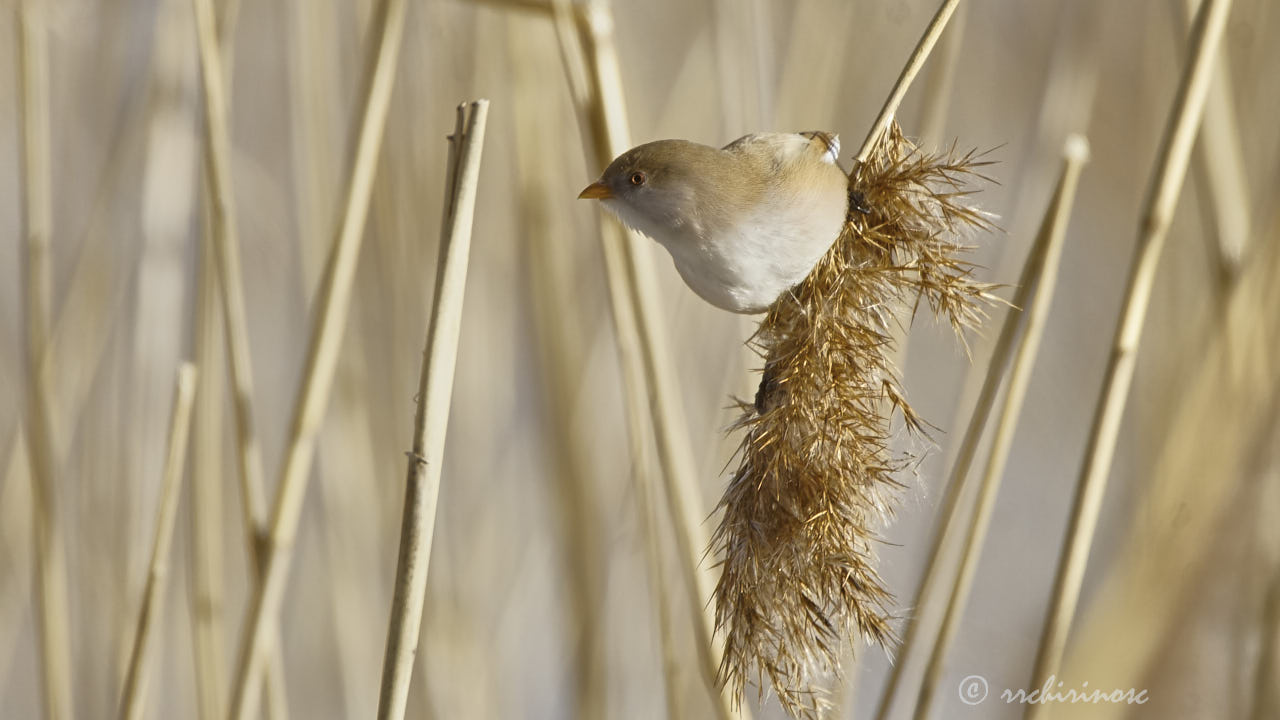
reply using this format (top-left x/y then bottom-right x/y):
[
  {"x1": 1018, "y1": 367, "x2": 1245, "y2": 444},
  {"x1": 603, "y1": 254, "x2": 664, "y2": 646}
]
[{"x1": 629, "y1": 172, "x2": 646, "y2": 186}]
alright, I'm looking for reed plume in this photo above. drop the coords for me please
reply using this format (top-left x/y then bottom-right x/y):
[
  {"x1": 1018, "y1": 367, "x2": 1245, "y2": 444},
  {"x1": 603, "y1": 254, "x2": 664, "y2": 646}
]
[{"x1": 713, "y1": 122, "x2": 995, "y2": 718}]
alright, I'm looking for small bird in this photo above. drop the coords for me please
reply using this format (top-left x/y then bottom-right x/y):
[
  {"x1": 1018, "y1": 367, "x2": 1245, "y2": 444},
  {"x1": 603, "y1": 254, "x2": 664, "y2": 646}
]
[{"x1": 579, "y1": 131, "x2": 850, "y2": 313}]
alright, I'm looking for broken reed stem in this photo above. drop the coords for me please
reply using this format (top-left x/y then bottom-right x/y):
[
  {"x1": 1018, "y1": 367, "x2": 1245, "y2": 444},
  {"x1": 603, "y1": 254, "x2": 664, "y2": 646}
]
[
  {"x1": 226, "y1": 0, "x2": 407, "y2": 715},
  {"x1": 118, "y1": 364, "x2": 199, "y2": 720},
  {"x1": 872, "y1": 137, "x2": 1089, "y2": 720},
  {"x1": 912, "y1": 136, "x2": 1089, "y2": 720},
  {"x1": 568, "y1": 5, "x2": 743, "y2": 718},
  {"x1": 18, "y1": 1, "x2": 75, "y2": 717},
  {"x1": 191, "y1": 1, "x2": 292, "y2": 716},
  {"x1": 376, "y1": 99, "x2": 489, "y2": 720},
  {"x1": 855, "y1": 0, "x2": 961, "y2": 165},
  {"x1": 1025, "y1": 0, "x2": 1234, "y2": 713}
]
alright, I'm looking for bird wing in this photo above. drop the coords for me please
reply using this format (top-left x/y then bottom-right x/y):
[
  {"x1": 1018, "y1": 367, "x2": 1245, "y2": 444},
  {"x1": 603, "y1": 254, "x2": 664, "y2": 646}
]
[
  {"x1": 799, "y1": 131, "x2": 841, "y2": 165},
  {"x1": 722, "y1": 131, "x2": 842, "y2": 172}
]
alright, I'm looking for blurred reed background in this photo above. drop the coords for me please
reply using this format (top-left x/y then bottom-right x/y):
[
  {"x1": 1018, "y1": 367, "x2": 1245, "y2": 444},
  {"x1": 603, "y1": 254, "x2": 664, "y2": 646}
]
[{"x1": 1, "y1": 0, "x2": 1278, "y2": 718}]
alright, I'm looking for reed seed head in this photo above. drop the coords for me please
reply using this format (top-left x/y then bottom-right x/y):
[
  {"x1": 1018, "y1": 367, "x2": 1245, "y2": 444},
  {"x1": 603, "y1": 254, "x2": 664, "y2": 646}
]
[{"x1": 713, "y1": 122, "x2": 996, "y2": 718}]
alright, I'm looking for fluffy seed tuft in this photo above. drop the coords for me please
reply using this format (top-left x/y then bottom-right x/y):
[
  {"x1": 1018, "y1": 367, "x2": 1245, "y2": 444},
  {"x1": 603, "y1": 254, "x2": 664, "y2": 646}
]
[{"x1": 713, "y1": 122, "x2": 997, "y2": 718}]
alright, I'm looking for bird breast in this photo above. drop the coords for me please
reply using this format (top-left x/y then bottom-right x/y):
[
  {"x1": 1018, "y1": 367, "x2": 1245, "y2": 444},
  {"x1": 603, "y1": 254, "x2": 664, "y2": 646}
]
[{"x1": 665, "y1": 182, "x2": 848, "y2": 313}]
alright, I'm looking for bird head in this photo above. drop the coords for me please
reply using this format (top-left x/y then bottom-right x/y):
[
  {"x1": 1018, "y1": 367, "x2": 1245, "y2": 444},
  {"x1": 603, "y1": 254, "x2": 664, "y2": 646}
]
[{"x1": 577, "y1": 140, "x2": 726, "y2": 244}]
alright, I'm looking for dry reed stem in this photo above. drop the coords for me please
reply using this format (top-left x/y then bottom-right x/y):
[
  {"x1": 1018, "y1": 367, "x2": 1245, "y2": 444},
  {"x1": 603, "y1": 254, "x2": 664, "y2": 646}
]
[
  {"x1": 226, "y1": 0, "x2": 407, "y2": 713},
  {"x1": 716, "y1": 124, "x2": 995, "y2": 718},
  {"x1": 17, "y1": 1, "x2": 75, "y2": 717},
  {"x1": 543, "y1": 7, "x2": 672, "y2": 718},
  {"x1": 287, "y1": 4, "x2": 383, "y2": 715},
  {"x1": 188, "y1": 2, "x2": 246, "y2": 716},
  {"x1": 548, "y1": 3, "x2": 742, "y2": 718},
  {"x1": 1180, "y1": 0, "x2": 1251, "y2": 281},
  {"x1": 854, "y1": 0, "x2": 961, "y2": 166},
  {"x1": 870, "y1": 139, "x2": 1078, "y2": 720},
  {"x1": 508, "y1": 23, "x2": 609, "y2": 716},
  {"x1": 191, "y1": 0, "x2": 269, "y2": 563},
  {"x1": 189, "y1": 225, "x2": 227, "y2": 720},
  {"x1": 912, "y1": 136, "x2": 1089, "y2": 720},
  {"x1": 118, "y1": 364, "x2": 198, "y2": 720},
  {"x1": 579, "y1": 5, "x2": 748, "y2": 718},
  {"x1": 1, "y1": 89, "x2": 143, "y2": 715},
  {"x1": 1043, "y1": 208, "x2": 1280, "y2": 720},
  {"x1": 376, "y1": 99, "x2": 489, "y2": 720},
  {"x1": 191, "y1": 0, "x2": 292, "y2": 715},
  {"x1": 930, "y1": 0, "x2": 1101, "y2": 512},
  {"x1": 1025, "y1": 0, "x2": 1235, "y2": 712}
]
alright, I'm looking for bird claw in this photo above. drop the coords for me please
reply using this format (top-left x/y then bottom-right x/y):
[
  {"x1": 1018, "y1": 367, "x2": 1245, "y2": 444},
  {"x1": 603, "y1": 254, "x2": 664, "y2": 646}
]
[{"x1": 848, "y1": 190, "x2": 872, "y2": 216}]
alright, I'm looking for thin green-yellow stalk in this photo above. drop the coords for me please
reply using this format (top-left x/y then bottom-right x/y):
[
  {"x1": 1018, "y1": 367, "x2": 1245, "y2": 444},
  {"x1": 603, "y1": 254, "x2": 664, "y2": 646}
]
[
  {"x1": 1025, "y1": 0, "x2": 1234, "y2": 713},
  {"x1": 118, "y1": 364, "x2": 199, "y2": 720},
  {"x1": 226, "y1": 0, "x2": 407, "y2": 714}
]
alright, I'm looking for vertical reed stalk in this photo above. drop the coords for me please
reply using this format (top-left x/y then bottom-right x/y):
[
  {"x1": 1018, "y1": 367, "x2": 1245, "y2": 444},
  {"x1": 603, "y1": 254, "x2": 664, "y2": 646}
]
[
  {"x1": 912, "y1": 137, "x2": 1089, "y2": 720},
  {"x1": 191, "y1": 0, "x2": 268, "y2": 558},
  {"x1": 190, "y1": 0, "x2": 291, "y2": 715},
  {"x1": 188, "y1": 225, "x2": 227, "y2": 720},
  {"x1": 226, "y1": 0, "x2": 407, "y2": 714},
  {"x1": 118, "y1": 364, "x2": 199, "y2": 720},
  {"x1": 17, "y1": 1, "x2": 75, "y2": 717},
  {"x1": 376, "y1": 99, "x2": 489, "y2": 720},
  {"x1": 566, "y1": 4, "x2": 742, "y2": 717},
  {"x1": 188, "y1": 1, "x2": 245, "y2": 716},
  {"x1": 1025, "y1": 0, "x2": 1234, "y2": 713},
  {"x1": 870, "y1": 167, "x2": 1049, "y2": 720}
]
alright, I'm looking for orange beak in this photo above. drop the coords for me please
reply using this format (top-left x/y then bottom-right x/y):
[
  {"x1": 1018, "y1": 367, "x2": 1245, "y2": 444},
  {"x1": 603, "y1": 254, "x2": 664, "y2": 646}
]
[{"x1": 578, "y1": 181, "x2": 613, "y2": 200}]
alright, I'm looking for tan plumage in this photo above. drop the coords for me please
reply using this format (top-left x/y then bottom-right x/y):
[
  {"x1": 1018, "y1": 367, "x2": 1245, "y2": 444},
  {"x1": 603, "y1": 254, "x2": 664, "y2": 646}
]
[{"x1": 579, "y1": 131, "x2": 850, "y2": 313}]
